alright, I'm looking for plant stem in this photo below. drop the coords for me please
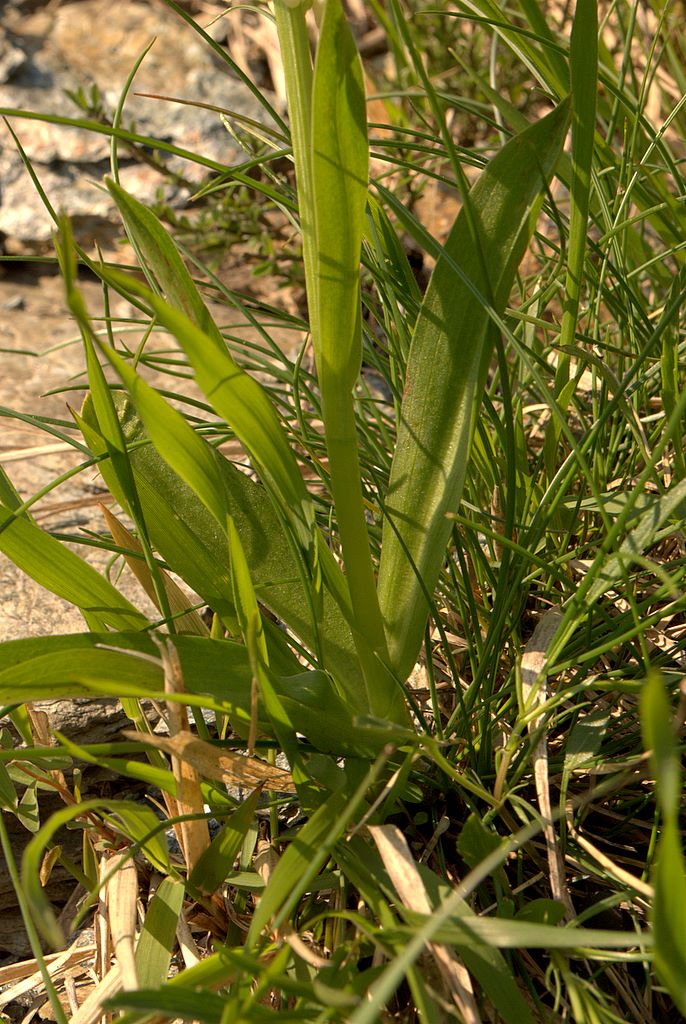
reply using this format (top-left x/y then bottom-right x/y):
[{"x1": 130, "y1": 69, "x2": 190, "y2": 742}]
[{"x1": 275, "y1": 0, "x2": 405, "y2": 721}]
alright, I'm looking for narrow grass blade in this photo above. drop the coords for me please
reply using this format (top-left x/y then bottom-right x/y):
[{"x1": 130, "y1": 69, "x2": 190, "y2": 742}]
[
  {"x1": 22, "y1": 799, "x2": 169, "y2": 947},
  {"x1": 371, "y1": 825, "x2": 534, "y2": 1024},
  {"x1": 378, "y1": 101, "x2": 570, "y2": 679},
  {"x1": 246, "y1": 787, "x2": 350, "y2": 946},
  {"x1": 160, "y1": 0, "x2": 287, "y2": 135}
]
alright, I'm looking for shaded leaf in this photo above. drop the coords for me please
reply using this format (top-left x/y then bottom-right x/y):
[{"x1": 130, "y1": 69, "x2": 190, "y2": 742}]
[{"x1": 79, "y1": 394, "x2": 365, "y2": 706}]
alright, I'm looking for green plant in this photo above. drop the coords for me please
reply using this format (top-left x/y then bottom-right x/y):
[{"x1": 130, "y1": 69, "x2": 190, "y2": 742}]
[{"x1": 1, "y1": 0, "x2": 686, "y2": 1019}]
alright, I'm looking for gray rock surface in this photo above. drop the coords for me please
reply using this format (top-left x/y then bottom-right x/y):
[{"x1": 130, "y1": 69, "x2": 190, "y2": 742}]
[{"x1": 0, "y1": 0, "x2": 276, "y2": 251}]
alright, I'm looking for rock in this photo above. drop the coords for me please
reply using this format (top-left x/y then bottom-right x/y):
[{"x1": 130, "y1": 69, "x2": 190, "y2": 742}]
[
  {"x1": 0, "y1": 0, "x2": 279, "y2": 252},
  {"x1": 28, "y1": 698, "x2": 132, "y2": 744},
  {"x1": 0, "y1": 27, "x2": 27, "y2": 84}
]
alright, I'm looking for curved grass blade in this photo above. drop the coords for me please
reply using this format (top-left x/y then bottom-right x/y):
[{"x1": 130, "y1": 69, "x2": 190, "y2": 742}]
[
  {"x1": 0, "y1": 503, "x2": 148, "y2": 633},
  {"x1": 56, "y1": 215, "x2": 175, "y2": 630},
  {"x1": 378, "y1": 100, "x2": 570, "y2": 679},
  {"x1": 23, "y1": 799, "x2": 169, "y2": 948}
]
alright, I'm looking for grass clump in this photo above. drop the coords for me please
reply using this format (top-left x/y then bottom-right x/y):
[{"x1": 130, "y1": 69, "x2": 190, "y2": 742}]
[{"x1": 1, "y1": 0, "x2": 686, "y2": 1020}]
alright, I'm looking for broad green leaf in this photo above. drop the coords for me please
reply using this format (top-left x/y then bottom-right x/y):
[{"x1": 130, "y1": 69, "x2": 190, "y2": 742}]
[
  {"x1": 0, "y1": 633, "x2": 252, "y2": 716},
  {"x1": 641, "y1": 673, "x2": 680, "y2": 822},
  {"x1": 16, "y1": 781, "x2": 40, "y2": 833},
  {"x1": 457, "y1": 813, "x2": 506, "y2": 873},
  {"x1": 652, "y1": 818, "x2": 686, "y2": 1015},
  {"x1": 0, "y1": 633, "x2": 385, "y2": 757},
  {"x1": 79, "y1": 395, "x2": 365, "y2": 706},
  {"x1": 135, "y1": 877, "x2": 185, "y2": 988},
  {"x1": 0, "y1": 504, "x2": 148, "y2": 633},
  {"x1": 641, "y1": 673, "x2": 686, "y2": 1012},
  {"x1": 311, "y1": 0, "x2": 368, "y2": 391},
  {"x1": 101, "y1": 507, "x2": 209, "y2": 635},
  {"x1": 553, "y1": 0, "x2": 598, "y2": 384},
  {"x1": 274, "y1": 670, "x2": 411, "y2": 757},
  {"x1": 378, "y1": 101, "x2": 570, "y2": 679},
  {"x1": 514, "y1": 899, "x2": 567, "y2": 926},
  {"x1": 457, "y1": 943, "x2": 535, "y2": 1024},
  {"x1": 0, "y1": 762, "x2": 17, "y2": 810},
  {"x1": 310, "y1": 0, "x2": 403, "y2": 723},
  {"x1": 188, "y1": 787, "x2": 262, "y2": 896},
  {"x1": 0, "y1": 464, "x2": 27, "y2": 518},
  {"x1": 563, "y1": 708, "x2": 609, "y2": 776},
  {"x1": 106, "y1": 989, "x2": 225, "y2": 1024}
]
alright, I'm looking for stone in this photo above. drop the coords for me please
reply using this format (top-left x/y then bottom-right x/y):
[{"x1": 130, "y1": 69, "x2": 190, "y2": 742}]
[
  {"x1": 0, "y1": 0, "x2": 279, "y2": 251},
  {"x1": 0, "y1": 27, "x2": 27, "y2": 85}
]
